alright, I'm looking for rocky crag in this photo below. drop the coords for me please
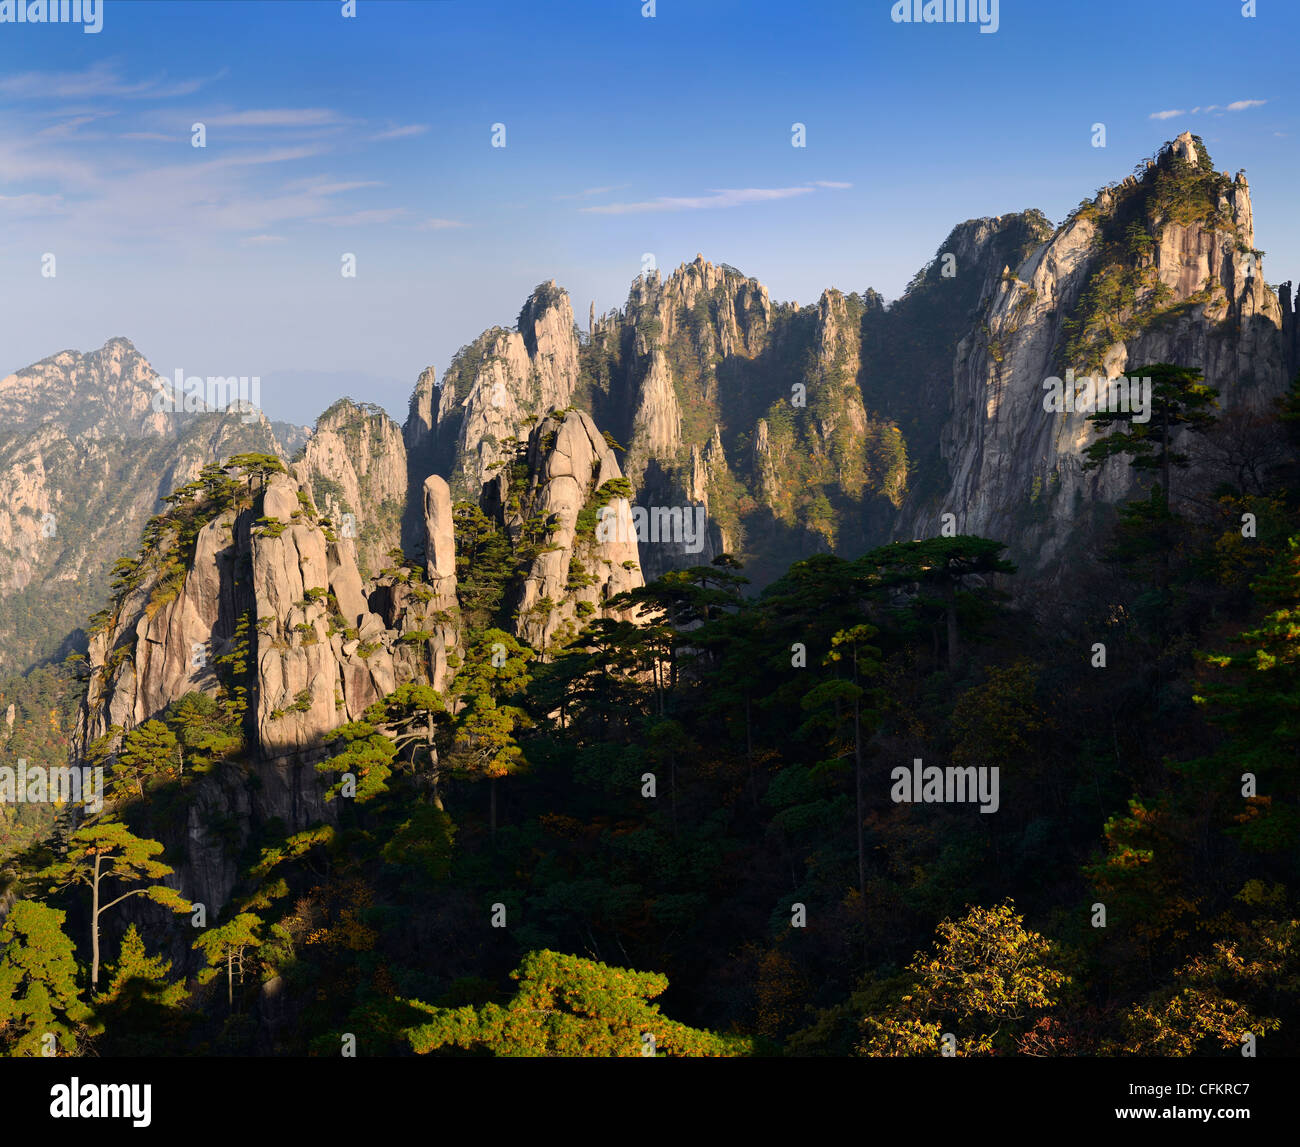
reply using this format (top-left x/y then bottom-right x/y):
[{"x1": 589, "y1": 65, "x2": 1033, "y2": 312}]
[
  {"x1": 0, "y1": 130, "x2": 1290, "y2": 930},
  {"x1": 897, "y1": 132, "x2": 1297, "y2": 582}
]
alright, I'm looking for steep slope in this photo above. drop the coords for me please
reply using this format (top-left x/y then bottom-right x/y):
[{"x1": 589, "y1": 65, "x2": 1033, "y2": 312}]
[
  {"x1": 899, "y1": 132, "x2": 1292, "y2": 578},
  {"x1": 294, "y1": 398, "x2": 409, "y2": 579},
  {"x1": 428, "y1": 282, "x2": 582, "y2": 501},
  {"x1": 486, "y1": 409, "x2": 643, "y2": 652}
]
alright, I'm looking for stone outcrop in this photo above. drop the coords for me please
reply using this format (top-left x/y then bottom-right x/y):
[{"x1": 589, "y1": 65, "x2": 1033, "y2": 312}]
[
  {"x1": 431, "y1": 282, "x2": 581, "y2": 499},
  {"x1": 76, "y1": 464, "x2": 462, "y2": 915},
  {"x1": 899, "y1": 132, "x2": 1292, "y2": 582},
  {"x1": 498, "y1": 410, "x2": 643, "y2": 652},
  {"x1": 294, "y1": 399, "x2": 409, "y2": 578}
]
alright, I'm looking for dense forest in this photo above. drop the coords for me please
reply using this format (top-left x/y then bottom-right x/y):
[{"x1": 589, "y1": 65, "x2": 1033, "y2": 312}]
[{"x1": 2, "y1": 364, "x2": 1299, "y2": 1059}]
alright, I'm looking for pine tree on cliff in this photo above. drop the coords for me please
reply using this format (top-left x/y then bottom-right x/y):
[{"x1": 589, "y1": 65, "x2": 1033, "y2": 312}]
[
  {"x1": 1082, "y1": 362, "x2": 1219, "y2": 505},
  {"x1": 39, "y1": 821, "x2": 191, "y2": 988}
]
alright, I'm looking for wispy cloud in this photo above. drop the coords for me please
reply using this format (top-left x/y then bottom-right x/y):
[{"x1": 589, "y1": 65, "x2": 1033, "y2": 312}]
[
  {"x1": 371, "y1": 123, "x2": 429, "y2": 141},
  {"x1": 185, "y1": 145, "x2": 327, "y2": 172},
  {"x1": 203, "y1": 108, "x2": 341, "y2": 128},
  {"x1": 809, "y1": 180, "x2": 852, "y2": 189},
  {"x1": 417, "y1": 217, "x2": 468, "y2": 230},
  {"x1": 556, "y1": 183, "x2": 631, "y2": 200},
  {"x1": 239, "y1": 234, "x2": 286, "y2": 245},
  {"x1": 0, "y1": 192, "x2": 66, "y2": 219},
  {"x1": 1150, "y1": 99, "x2": 1267, "y2": 120},
  {"x1": 281, "y1": 178, "x2": 384, "y2": 196},
  {"x1": 38, "y1": 114, "x2": 110, "y2": 138},
  {"x1": 0, "y1": 61, "x2": 212, "y2": 101},
  {"x1": 582, "y1": 186, "x2": 816, "y2": 215}
]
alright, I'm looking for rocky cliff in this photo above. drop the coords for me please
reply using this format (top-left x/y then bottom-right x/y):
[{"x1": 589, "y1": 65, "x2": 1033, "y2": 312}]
[
  {"x1": 294, "y1": 398, "x2": 409, "y2": 579},
  {"x1": 490, "y1": 409, "x2": 643, "y2": 652},
  {"x1": 75, "y1": 457, "x2": 461, "y2": 914},
  {"x1": 409, "y1": 135, "x2": 1295, "y2": 595},
  {"x1": 428, "y1": 281, "x2": 581, "y2": 501},
  {"x1": 898, "y1": 132, "x2": 1293, "y2": 581}
]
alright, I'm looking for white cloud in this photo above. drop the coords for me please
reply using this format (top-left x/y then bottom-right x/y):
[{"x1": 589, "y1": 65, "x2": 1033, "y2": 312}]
[
  {"x1": 582, "y1": 186, "x2": 816, "y2": 215},
  {"x1": 371, "y1": 124, "x2": 429, "y2": 140},
  {"x1": 239, "y1": 234, "x2": 286, "y2": 245},
  {"x1": 0, "y1": 61, "x2": 212, "y2": 101},
  {"x1": 1151, "y1": 98, "x2": 1266, "y2": 120},
  {"x1": 0, "y1": 192, "x2": 66, "y2": 218},
  {"x1": 281, "y1": 178, "x2": 384, "y2": 196},
  {"x1": 809, "y1": 180, "x2": 852, "y2": 189},
  {"x1": 37, "y1": 115, "x2": 105, "y2": 137},
  {"x1": 417, "y1": 218, "x2": 467, "y2": 230},
  {"x1": 555, "y1": 184, "x2": 631, "y2": 200}
]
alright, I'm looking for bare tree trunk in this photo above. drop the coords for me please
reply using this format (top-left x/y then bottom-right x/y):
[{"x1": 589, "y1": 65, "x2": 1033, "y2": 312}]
[
  {"x1": 944, "y1": 579, "x2": 960, "y2": 671},
  {"x1": 91, "y1": 854, "x2": 102, "y2": 987}
]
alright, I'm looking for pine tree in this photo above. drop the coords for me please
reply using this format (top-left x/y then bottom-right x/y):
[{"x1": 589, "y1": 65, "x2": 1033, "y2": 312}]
[
  {"x1": 111, "y1": 719, "x2": 180, "y2": 802},
  {"x1": 194, "y1": 913, "x2": 263, "y2": 1013},
  {"x1": 403, "y1": 949, "x2": 751, "y2": 1057},
  {"x1": 0, "y1": 900, "x2": 90, "y2": 1056},
  {"x1": 40, "y1": 821, "x2": 191, "y2": 987},
  {"x1": 450, "y1": 629, "x2": 533, "y2": 837}
]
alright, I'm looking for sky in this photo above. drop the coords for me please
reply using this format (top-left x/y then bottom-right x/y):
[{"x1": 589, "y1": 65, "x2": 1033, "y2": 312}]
[{"x1": 1, "y1": 0, "x2": 1295, "y2": 424}]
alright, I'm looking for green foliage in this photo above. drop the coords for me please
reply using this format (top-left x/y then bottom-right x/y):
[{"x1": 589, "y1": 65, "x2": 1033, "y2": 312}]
[
  {"x1": 110, "y1": 719, "x2": 180, "y2": 803},
  {"x1": 403, "y1": 950, "x2": 751, "y2": 1056},
  {"x1": 317, "y1": 719, "x2": 398, "y2": 803},
  {"x1": 0, "y1": 900, "x2": 90, "y2": 1056}
]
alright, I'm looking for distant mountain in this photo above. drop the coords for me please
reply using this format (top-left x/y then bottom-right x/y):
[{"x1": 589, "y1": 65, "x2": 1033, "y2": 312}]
[{"x1": 0, "y1": 339, "x2": 293, "y2": 675}]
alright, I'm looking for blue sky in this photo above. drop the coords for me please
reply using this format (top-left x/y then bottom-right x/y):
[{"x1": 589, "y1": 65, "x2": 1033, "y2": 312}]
[{"x1": 1, "y1": 0, "x2": 1295, "y2": 423}]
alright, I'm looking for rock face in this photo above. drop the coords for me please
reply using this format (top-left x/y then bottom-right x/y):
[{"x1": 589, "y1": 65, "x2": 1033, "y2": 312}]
[
  {"x1": 416, "y1": 260, "x2": 908, "y2": 585},
  {"x1": 77, "y1": 465, "x2": 462, "y2": 914},
  {"x1": 497, "y1": 411, "x2": 643, "y2": 651},
  {"x1": 431, "y1": 282, "x2": 581, "y2": 500},
  {"x1": 295, "y1": 399, "x2": 409, "y2": 579},
  {"x1": 405, "y1": 136, "x2": 1295, "y2": 595},
  {"x1": 0, "y1": 339, "x2": 291, "y2": 675},
  {"x1": 898, "y1": 132, "x2": 1292, "y2": 581}
]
